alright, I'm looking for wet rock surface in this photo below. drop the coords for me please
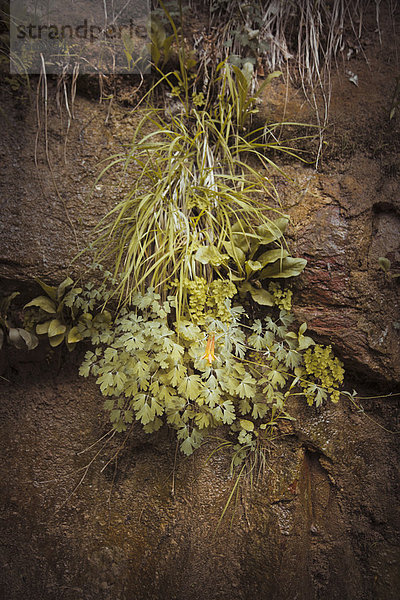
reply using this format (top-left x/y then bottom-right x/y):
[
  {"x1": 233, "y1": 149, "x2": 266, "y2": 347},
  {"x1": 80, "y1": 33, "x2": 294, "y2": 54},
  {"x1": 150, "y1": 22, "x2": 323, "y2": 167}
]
[
  {"x1": 1, "y1": 7, "x2": 400, "y2": 600},
  {"x1": 283, "y1": 156, "x2": 400, "y2": 383},
  {"x1": 0, "y1": 355, "x2": 399, "y2": 600}
]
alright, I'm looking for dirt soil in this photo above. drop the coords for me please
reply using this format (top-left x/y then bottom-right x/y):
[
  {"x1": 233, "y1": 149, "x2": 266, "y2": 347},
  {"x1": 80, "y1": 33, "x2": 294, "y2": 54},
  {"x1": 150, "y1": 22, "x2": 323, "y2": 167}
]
[{"x1": 1, "y1": 3, "x2": 400, "y2": 600}]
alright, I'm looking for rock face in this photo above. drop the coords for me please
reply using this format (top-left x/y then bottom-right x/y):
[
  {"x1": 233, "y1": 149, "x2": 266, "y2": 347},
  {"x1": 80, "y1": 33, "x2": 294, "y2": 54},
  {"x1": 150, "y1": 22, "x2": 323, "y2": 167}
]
[
  {"x1": 0, "y1": 357, "x2": 399, "y2": 600},
  {"x1": 284, "y1": 156, "x2": 400, "y2": 383},
  {"x1": 1, "y1": 10, "x2": 400, "y2": 600}
]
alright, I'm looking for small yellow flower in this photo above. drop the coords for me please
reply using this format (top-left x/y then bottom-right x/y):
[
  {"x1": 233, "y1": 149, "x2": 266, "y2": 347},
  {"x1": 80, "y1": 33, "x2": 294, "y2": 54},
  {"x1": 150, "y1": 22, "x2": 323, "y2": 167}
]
[{"x1": 201, "y1": 334, "x2": 216, "y2": 364}]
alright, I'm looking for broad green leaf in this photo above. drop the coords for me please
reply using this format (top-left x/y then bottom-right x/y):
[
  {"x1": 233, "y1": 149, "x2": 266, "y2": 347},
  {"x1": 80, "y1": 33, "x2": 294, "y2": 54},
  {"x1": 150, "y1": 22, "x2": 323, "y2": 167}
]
[
  {"x1": 231, "y1": 234, "x2": 252, "y2": 254},
  {"x1": 93, "y1": 310, "x2": 112, "y2": 324},
  {"x1": 240, "y1": 419, "x2": 254, "y2": 432},
  {"x1": 299, "y1": 322, "x2": 307, "y2": 335},
  {"x1": 241, "y1": 60, "x2": 254, "y2": 83},
  {"x1": 245, "y1": 260, "x2": 262, "y2": 277},
  {"x1": 231, "y1": 221, "x2": 254, "y2": 252},
  {"x1": 259, "y1": 257, "x2": 307, "y2": 279},
  {"x1": 65, "y1": 340, "x2": 77, "y2": 352},
  {"x1": 256, "y1": 248, "x2": 289, "y2": 268},
  {"x1": 57, "y1": 277, "x2": 74, "y2": 300},
  {"x1": 0, "y1": 291, "x2": 19, "y2": 315},
  {"x1": 250, "y1": 287, "x2": 275, "y2": 306},
  {"x1": 298, "y1": 335, "x2": 315, "y2": 351},
  {"x1": 36, "y1": 320, "x2": 52, "y2": 335},
  {"x1": 224, "y1": 241, "x2": 246, "y2": 265},
  {"x1": 24, "y1": 296, "x2": 57, "y2": 314},
  {"x1": 256, "y1": 218, "x2": 288, "y2": 245},
  {"x1": 67, "y1": 326, "x2": 83, "y2": 343},
  {"x1": 48, "y1": 319, "x2": 67, "y2": 338},
  {"x1": 194, "y1": 245, "x2": 229, "y2": 266},
  {"x1": 8, "y1": 327, "x2": 38, "y2": 350},
  {"x1": 36, "y1": 278, "x2": 57, "y2": 301},
  {"x1": 239, "y1": 282, "x2": 274, "y2": 306},
  {"x1": 378, "y1": 257, "x2": 391, "y2": 272},
  {"x1": 48, "y1": 333, "x2": 65, "y2": 348}
]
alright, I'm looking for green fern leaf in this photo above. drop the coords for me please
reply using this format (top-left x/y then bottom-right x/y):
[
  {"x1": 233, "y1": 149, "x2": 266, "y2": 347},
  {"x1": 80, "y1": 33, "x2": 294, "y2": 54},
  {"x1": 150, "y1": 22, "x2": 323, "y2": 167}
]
[
  {"x1": 167, "y1": 364, "x2": 187, "y2": 387},
  {"x1": 178, "y1": 374, "x2": 203, "y2": 401},
  {"x1": 222, "y1": 400, "x2": 235, "y2": 424},
  {"x1": 237, "y1": 373, "x2": 256, "y2": 399}
]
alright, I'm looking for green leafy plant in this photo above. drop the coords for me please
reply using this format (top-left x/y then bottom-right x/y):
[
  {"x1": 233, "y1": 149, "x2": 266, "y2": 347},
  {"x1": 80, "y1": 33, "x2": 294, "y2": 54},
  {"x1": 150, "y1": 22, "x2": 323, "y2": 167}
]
[
  {"x1": 148, "y1": 16, "x2": 176, "y2": 68},
  {"x1": 25, "y1": 4, "x2": 346, "y2": 471},
  {"x1": 300, "y1": 342, "x2": 344, "y2": 405},
  {"x1": 76, "y1": 283, "x2": 344, "y2": 460},
  {"x1": 378, "y1": 257, "x2": 400, "y2": 279},
  {"x1": 92, "y1": 54, "x2": 310, "y2": 320},
  {"x1": 24, "y1": 276, "x2": 113, "y2": 350},
  {"x1": 224, "y1": 215, "x2": 306, "y2": 307},
  {"x1": 24, "y1": 278, "x2": 84, "y2": 350},
  {"x1": 0, "y1": 291, "x2": 38, "y2": 351}
]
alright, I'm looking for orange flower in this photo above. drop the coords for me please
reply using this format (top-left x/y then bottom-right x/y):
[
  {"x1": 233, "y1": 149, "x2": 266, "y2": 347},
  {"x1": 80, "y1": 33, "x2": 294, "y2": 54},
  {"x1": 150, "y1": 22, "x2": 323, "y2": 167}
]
[{"x1": 201, "y1": 334, "x2": 216, "y2": 364}]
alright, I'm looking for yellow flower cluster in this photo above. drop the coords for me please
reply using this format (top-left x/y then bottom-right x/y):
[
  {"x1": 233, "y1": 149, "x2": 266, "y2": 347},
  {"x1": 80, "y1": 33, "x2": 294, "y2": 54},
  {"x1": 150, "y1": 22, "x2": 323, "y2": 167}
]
[
  {"x1": 208, "y1": 280, "x2": 237, "y2": 322},
  {"x1": 302, "y1": 344, "x2": 344, "y2": 403},
  {"x1": 185, "y1": 277, "x2": 208, "y2": 324},
  {"x1": 185, "y1": 277, "x2": 237, "y2": 324},
  {"x1": 269, "y1": 282, "x2": 293, "y2": 310}
]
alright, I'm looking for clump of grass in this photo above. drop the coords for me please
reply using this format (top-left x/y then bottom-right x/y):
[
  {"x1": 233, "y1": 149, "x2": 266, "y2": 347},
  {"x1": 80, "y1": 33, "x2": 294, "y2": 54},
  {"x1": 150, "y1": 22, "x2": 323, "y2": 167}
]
[
  {"x1": 193, "y1": 0, "x2": 390, "y2": 164},
  {"x1": 204, "y1": 0, "x2": 387, "y2": 83},
  {"x1": 91, "y1": 54, "x2": 310, "y2": 315}
]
